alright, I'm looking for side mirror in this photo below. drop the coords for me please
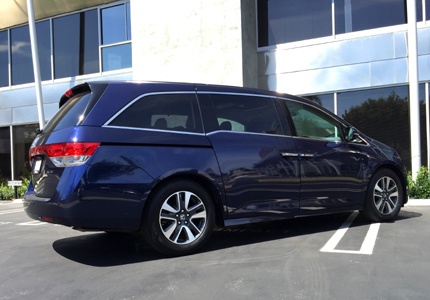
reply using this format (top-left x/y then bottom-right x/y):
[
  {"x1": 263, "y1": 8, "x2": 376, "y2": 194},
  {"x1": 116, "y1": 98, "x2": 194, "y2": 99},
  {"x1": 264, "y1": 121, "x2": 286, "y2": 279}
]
[{"x1": 345, "y1": 127, "x2": 359, "y2": 143}]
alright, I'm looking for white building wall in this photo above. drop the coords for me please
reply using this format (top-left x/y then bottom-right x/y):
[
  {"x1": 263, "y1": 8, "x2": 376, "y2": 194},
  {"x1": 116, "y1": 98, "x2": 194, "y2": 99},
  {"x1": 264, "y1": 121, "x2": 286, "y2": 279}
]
[{"x1": 131, "y1": 0, "x2": 246, "y2": 87}]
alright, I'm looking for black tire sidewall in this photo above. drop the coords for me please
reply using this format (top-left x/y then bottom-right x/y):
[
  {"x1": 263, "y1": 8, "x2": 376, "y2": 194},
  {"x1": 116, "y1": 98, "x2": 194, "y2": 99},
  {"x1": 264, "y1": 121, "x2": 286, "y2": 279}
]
[
  {"x1": 143, "y1": 180, "x2": 215, "y2": 256},
  {"x1": 363, "y1": 169, "x2": 403, "y2": 222}
]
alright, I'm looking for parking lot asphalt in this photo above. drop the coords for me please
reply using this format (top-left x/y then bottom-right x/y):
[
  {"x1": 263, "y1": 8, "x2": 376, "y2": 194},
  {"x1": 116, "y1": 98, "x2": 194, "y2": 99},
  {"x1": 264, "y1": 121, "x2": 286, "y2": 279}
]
[{"x1": 1, "y1": 200, "x2": 430, "y2": 300}]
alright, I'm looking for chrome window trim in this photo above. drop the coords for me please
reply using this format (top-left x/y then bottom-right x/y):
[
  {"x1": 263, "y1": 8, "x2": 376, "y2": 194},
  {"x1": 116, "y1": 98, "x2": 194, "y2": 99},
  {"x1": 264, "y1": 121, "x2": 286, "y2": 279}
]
[
  {"x1": 292, "y1": 134, "x2": 370, "y2": 146},
  {"x1": 206, "y1": 130, "x2": 287, "y2": 139},
  {"x1": 104, "y1": 125, "x2": 206, "y2": 136},
  {"x1": 195, "y1": 91, "x2": 275, "y2": 99}
]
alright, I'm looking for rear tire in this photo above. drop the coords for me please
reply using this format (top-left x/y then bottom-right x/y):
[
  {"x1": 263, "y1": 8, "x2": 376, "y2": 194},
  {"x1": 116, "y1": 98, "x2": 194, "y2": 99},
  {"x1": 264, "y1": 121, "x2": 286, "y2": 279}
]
[
  {"x1": 143, "y1": 180, "x2": 215, "y2": 256},
  {"x1": 362, "y1": 169, "x2": 403, "y2": 222}
]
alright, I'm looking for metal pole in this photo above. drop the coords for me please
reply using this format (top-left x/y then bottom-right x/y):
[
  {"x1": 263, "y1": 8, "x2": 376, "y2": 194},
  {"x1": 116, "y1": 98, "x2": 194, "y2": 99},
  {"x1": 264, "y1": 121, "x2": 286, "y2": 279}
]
[
  {"x1": 26, "y1": 0, "x2": 46, "y2": 130},
  {"x1": 407, "y1": 0, "x2": 421, "y2": 179},
  {"x1": 10, "y1": 126, "x2": 14, "y2": 181},
  {"x1": 426, "y1": 82, "x2": 429, "y2": 168}
]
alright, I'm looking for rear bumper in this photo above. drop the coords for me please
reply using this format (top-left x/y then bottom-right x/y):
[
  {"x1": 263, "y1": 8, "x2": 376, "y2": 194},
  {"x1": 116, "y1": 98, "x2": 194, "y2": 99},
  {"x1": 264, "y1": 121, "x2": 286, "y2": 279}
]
[{"x1": 23, "y1": 189, "x2": 144, "y2": 231}]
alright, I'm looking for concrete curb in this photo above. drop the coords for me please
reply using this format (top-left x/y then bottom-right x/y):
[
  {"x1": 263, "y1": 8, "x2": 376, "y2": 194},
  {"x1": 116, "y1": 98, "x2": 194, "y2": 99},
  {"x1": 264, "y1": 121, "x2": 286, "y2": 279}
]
[
  {"x1": 12, "y1": 199, "x2": 23, "y2": 204},
  {"x1": 405, "y1": 199, "x2": 430, "y2": 206}
]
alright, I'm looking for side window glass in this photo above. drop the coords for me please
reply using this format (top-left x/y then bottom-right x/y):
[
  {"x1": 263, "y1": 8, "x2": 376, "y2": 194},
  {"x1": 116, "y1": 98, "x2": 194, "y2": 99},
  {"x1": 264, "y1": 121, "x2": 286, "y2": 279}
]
[
  {"x1": 285, "y1": 101, "x2": 344, "y2": 141},
  {"x1": 109, "y1": 93, "x2": 203, "y2": 133},
  {"x1": 205, "y1": 94, "x2": 282, "y2": 135}
]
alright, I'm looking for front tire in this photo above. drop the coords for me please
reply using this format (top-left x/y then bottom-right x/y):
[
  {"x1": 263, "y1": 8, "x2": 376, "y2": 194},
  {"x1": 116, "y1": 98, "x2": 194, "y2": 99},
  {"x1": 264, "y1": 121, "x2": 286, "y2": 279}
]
[
  {"x1": 143, "y1": 180, "x2": 215, "y2": 256},
  {"x1": 362, "y1": 169, "x2": 404, "y2": 222}
]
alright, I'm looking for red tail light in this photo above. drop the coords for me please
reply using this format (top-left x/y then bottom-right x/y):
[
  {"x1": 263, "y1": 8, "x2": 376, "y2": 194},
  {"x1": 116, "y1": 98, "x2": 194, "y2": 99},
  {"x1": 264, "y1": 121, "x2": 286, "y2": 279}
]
[{"x1": 29, "y1": 142, "x2": 100, "y2": 167}]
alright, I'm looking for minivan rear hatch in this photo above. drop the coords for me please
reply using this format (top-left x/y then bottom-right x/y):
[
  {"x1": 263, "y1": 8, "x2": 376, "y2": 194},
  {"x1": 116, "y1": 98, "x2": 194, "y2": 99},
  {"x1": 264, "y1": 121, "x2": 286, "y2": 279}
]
[{"x1": 28, "y1": 82, "x2": 108, "y2": 198}]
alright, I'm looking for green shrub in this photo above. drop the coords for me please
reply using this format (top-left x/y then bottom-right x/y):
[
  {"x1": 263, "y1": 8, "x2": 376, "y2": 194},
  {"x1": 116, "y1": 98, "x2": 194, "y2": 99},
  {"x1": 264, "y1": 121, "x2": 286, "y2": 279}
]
[
  {"x1": 0, "y1": 177, "x2": 30, "y2": 200},
  {"x1": 408, "y1": 166, "x2": 430, "y2": 199}
]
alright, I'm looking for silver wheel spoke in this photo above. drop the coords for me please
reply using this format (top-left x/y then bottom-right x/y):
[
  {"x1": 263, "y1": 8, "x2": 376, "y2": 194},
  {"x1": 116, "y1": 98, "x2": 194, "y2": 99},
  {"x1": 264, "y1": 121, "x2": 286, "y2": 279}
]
[
  {"x1": 386, "y1": 198, "x2": 396, "y2": 210},
  {"x1": 172, "y1": 226, "x2": 183, "y2": 243},
  {"x1": 183, "y1": 226, "x2": 197, "y2": 243},
  {"x1": 191, "y1": 210, "x2": 206, "y2": 220},
  {"x1": 163, "y1": 222, "x2": 178, "y2": 239},
  {"x1": 375, "y1": 198, "x2": 383, "y2": 210},
  {"x1": 160, "y1": 214, "x2": 176, "y2": 222},
  {"x1": 162, "y1": 197, "x2": 179, "y2": 214},
  {"x1": 374, "y1": 184, "x2": 383, "y2": 193},
  {"x1": 184, "y1": 192, "x2": 193, "y2": 211},
  {"x1": 189, "y1": 220, "x2": 202, "y2": 234}
]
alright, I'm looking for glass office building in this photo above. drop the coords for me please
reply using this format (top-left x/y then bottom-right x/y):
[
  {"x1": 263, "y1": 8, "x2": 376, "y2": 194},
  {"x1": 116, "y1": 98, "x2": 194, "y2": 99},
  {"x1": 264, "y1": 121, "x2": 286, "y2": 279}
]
[
  {"x1": 257, "y1": 0, "x2": 429, "y2": 170},
  {"x1": 0, "y1": 0, "x2": 429, "y2": 181}
]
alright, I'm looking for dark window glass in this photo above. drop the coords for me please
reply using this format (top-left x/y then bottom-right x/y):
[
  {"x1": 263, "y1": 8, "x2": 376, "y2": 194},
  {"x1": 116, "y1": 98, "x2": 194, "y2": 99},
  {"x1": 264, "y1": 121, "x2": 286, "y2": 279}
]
[
  {"x1": 0, "y1": 127, "x2": 11, "y2": 180},
  {"x1": 427, "y1": 0, "x2": 430, "y2": 20},
  {"x1": 11, "y1": 25, "x2": 32, "y2": 85},
  {"x1": 285, "y1": 101, "x2": 344, "y2": 141},
  {"x1": 204, "y1": 94, "x2": 282, "y2": 135},
  {"x1": 102, "y1": 43, "x2": 132, "y2": 71},
  {"x1": 36, "y1": 21, "x2": 52, "y2": 81},
  {"x1": 416, "y1": 0, "x2": 423, "y2": 22},
  {"x1": 11, "y1": 22, "x2": 51, "y2": 85},
  {"x1": 0, "y1": 31, "x2": 8, "y2": 87},
  {"x1": 101, "y1": 5, "x2": 127, "y2": 45},
  {"x1": 302, "y1": 94, "x2": 335, "y2": 113},
  {"x1": 110, "y1": 94, "x2": 203, "y2": 133},
  {"x1": 53, "y1": 10, "x2": 99, "y2": 79},
  {"x1": 13, "y1": 124, "x2": 38, "y2": 179},
  {"x1": 336, "y1": 0, "x2": 406, "y2": 34},
  {"x1": 43, "y1": 93, "x2": 92, "y2": 133},
  {"x1": 126, "y1": 2, "x2": 132, "y2": 40},
  {"x1": 101, "y1": 4, "x2": 132, "y2": 71},
  {"x1": 258, "y1": 0, "x2": 332, "y2": 47},
  {"x1": 337, "y1": 85, "x2": 427, "y2": 170}
]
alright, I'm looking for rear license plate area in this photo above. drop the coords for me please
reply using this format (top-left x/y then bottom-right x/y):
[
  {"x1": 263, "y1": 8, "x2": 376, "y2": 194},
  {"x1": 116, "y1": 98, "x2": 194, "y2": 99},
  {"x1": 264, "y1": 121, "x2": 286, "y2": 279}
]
[{"x1": 32, "y1": 158, "x2": 43, "y2": 174}]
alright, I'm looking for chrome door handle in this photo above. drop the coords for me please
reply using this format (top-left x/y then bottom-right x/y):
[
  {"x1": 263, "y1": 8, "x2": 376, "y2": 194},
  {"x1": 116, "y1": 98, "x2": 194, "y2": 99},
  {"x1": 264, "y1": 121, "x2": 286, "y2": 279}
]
[
  {"x1": 299, "y1": 153, "x2": 315, "y2": 158},
  {"x1": 280, "y1": 152, "x2": 299, "y2": 157}
]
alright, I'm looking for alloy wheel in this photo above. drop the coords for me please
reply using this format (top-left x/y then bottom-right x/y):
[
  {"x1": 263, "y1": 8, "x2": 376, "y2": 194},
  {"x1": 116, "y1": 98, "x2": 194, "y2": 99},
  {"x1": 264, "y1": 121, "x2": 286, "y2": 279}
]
[
  {"x1": 373, "y1": 176, "x2": 399, "y2": 215},
  {"x1": 159, "y1": 191, "x2": 207, "y2": 244}
]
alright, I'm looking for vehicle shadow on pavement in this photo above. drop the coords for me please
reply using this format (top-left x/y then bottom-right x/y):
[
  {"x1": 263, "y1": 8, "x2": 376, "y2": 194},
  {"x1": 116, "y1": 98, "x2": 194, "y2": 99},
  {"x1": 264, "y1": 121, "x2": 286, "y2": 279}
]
[{"x1": 52, "y1": 210, "x2": 422, "y2": 267}]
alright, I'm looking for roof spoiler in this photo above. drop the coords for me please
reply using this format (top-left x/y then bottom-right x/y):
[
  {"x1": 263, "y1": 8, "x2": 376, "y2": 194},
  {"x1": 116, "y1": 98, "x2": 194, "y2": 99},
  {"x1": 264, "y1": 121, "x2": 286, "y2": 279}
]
[{"x1": 59, "y1": 83, "x2": 91, "y2": 108}]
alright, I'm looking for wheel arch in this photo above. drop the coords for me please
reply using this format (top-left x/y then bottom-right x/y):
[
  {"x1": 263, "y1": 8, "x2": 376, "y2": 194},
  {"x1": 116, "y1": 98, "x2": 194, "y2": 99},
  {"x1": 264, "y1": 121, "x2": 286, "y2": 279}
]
[
  {"x1": 141, "y1": 173, "x2": 226, "y2": 229},
  {"x1": 367, "y1": 163, "x2": 408, "y2": 206}
]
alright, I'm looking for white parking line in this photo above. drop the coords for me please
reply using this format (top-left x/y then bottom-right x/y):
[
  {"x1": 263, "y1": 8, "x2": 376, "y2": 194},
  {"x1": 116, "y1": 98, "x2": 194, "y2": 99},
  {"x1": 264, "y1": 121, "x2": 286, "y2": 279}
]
[
  {"x1": 16, "y1": 221, "x2": 47, "y2": 226},
  {"x1": 320, "y1": 211, "x2": 380, "y2": 255},
  {"x1": 0, "y1": 208, "x2": 24, "y2": 215}
]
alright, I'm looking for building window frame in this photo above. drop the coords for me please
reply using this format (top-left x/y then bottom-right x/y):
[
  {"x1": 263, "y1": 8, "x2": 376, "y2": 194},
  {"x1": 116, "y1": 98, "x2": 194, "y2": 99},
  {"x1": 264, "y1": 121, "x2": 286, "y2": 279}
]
[
  {"x1": 0, "y1": 0, "x2": 131, "y2": 89},
  {"x1": 257, "y1": 0, "x2": 429, "y2": 51}
]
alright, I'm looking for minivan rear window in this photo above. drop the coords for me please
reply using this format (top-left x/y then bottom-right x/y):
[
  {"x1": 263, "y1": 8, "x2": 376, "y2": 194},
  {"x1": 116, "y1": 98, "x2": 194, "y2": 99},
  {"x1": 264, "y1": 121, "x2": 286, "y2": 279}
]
[{"x1": 43, "y1": 92, "x2": 92, "y2": 133}]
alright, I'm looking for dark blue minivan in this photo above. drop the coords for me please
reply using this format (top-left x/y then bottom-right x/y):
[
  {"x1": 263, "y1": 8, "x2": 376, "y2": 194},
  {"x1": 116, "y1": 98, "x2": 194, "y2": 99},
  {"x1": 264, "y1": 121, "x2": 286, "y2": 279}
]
[{"x1": 24, "y1": 81, "x2": 407, "y2": 255}]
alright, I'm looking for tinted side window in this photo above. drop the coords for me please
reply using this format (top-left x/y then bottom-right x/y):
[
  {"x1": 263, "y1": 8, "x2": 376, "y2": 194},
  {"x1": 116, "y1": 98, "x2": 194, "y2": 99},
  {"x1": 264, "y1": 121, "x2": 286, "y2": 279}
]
[
  {"x1": 109, "y1": 94, "x2": 203, "y2": 133},
  {"x1": 285, "y1": 101, "x2": 344, "y2": 141},
  {"x1": 202, "y1": 94, "x2": 282, "y2": 135}
]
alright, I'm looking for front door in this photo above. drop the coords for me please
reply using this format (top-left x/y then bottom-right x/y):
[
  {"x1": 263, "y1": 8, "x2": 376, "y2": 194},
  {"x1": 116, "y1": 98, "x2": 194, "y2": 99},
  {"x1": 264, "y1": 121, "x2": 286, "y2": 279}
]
[{"x1": 281, "y1": 100, "x2": 365, "y2": 212}]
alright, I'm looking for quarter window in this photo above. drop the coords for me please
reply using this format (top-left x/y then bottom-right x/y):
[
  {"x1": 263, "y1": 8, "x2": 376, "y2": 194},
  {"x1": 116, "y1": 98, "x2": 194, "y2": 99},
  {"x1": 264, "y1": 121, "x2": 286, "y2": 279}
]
[
  {"x1": 202, "y1": 94, "x2": 282, "y2": 135},
  {"x1": 109, "y1": 94, "x2": 203, "y2": 133},
  {"x1": 285, "y1": 101, "x2": 344, "y2": 141}
]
